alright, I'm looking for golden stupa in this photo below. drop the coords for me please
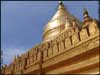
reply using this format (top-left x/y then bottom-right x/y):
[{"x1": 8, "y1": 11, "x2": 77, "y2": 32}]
[
  {"x1": 43, "y1": 1, "x2": 82, "y2": 42},
  {"x1": 1, "y1": 1, "x2": 99, "y2": 74}
]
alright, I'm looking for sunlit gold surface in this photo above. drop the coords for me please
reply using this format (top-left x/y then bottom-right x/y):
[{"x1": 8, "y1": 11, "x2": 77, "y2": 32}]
[{"x1": 43, "y1": 2, "x2": 82, "y2": 42}]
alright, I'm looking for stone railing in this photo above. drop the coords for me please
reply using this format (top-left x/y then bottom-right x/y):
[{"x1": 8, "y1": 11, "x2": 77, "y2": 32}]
[{"x1": 1, "y1": 20, "x2": 99, "y2": 74}]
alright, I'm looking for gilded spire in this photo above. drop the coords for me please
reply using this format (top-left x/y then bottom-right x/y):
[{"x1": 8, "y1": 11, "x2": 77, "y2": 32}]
[
  {"x1": 83, "y1": 8, "x2": 92, "y2": 27},
  {"x1": 58, "y1": 1, "x2": 65, "y2": 9},
  {"x1": 58, "y1": 1, "x2": 63, "y2": 5},
  {"x1": 83, "y1": 8, "x2": 90, "y2": 19},
  {"x1": 43, "y1": 1, "x2": 82, "y2": 42},
  {"x1": 83, "y1": 8, "x2": 88, "y2": 14}
]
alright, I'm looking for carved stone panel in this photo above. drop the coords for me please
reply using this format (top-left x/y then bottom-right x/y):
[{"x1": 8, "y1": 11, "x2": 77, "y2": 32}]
[
  {"x1": 26, "y1": 58, "x2": 30, "y2": 67},
  {"x1": 26, "y1": 56, "x2": 34, "y2": 67},
  {"x1": 72, "y1": 33, "x2": 79, "y2": 45},
  {"x1": 68, "y1": 29, "x2": 73, "y2": 36},
  {"x1": 34, "y1": 54, "x2": 37, "y2": 61},
  {"x1": 56, "y1": 36, "x2": 60, "y2": 43},
  {"x1": 43, "y1": 50, "x2": 48, "y2": 59},
  {"x1": 14, "y1": 65, "x2": 17, "y2": 72},
  {"x1": 80, "y1": 28, "x2": 88, "y2": 40},
  {"x1": 43, "y1": 42, "x2": 49, "y2": 50},
  {"x1": 14, "y1": 64, "x2": 19, "y2": 72},
  {"x1": 29, "y1": 48, "x2": 34, "y2": 57},
  {"x1": 51, "y1": 40, "x2": 58, "y2": 55},
  {"x1": 52, "y1": 40, "x2": 58, "y2": 55},
  {"x1": 5, "y1": 64, "x2": 13, "y2": 74},
  {"x1": 37, "y1": 51, "x2": 41, "y2": 61},
  {"x1": 88, "y1": 22, "x2": 99, "y2": 36},
  {"x1": 87, "y1": 36, "x2": 99, "y2": 50},
  {"x1": 48, "y1": 47, "x2": 53, "y2": 57},
  {"x1": 19, "y1": 62, "x2": 23, "y2": 69},
  {"x1": 53, "y1": 44, "x2": 58, "y2": 55},
  {"x1": 10, "y1": 64, "x2": 14, "y2": 73},
  {"x1": 1, "y1": 67, "x2": 5, "y2": 74},
  {"x1": 58, "y1": 41, "x2": 64, "y2": 52},
  {"x1": 17, "y1": 63, "x2": 21, "y2": 70},
  {"x1": 60, "y1": 33, "x2": 65, "y2": 41},
  {"x1": 34, "y1": 49, "x2": 38, "y2": 61},
  {"x1": 65, "y1": 37, "x2": 71, "y2": 49},
  {"x1": 30, "y1": 56, "x2": 34, "y2": 65},
  {"x1": 22, "y1": 52, "x2": 29, "y2": 59},
  {"x1": 64, "y1": 30, "x2": 68, "y2": 38}
]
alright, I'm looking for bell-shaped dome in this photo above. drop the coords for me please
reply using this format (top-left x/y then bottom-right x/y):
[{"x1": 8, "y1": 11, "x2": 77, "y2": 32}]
[{"x1": 43, "y1": 1, "x2": 81, "y2": 42}]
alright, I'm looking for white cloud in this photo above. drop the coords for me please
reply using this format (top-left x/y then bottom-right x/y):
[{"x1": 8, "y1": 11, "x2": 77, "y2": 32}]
[{"x1": 2, "y1": 47, "x2": 27, "y2": 65}]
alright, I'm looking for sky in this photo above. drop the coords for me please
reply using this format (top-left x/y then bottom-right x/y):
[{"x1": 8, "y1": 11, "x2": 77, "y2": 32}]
[{"x1": 1, "y1": 1, "x2": 99, "y2": 65}]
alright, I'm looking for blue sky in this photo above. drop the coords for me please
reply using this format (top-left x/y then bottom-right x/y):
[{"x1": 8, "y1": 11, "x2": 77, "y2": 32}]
[{"x1": 1, "y1": 1, "x2": 99, "y2": 65}]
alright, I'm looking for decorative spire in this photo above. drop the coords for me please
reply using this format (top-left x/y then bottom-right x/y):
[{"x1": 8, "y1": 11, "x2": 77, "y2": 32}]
[
  {"x1": 58, "y1": 1, "x2": 65, "y2": 9},
  {"x1": 58, "y1": 1, "x2": 63, "y2": 5},
  {"x1": 83, "y1": 8, "x2": 88, "y2": 15},
  {"x1": 83, "y1": 8, "x2": 90, "y2": 20},
  {"x1": 83, "y1": 8, "x2": 93, "y2": 28}
]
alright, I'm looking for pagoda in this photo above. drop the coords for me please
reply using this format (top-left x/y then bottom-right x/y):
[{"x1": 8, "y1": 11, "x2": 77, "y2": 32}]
[{"x1": 1, "y1": 1, "x2": 99, "y2": 74}]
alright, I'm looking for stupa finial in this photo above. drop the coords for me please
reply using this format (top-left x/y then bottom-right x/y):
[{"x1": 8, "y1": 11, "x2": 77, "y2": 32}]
[
  {"x1": 83, "y1": 8, "x2": 88, "y2": 15},
  {"x1": 58, "y1": 1, "x2": 63, "y2": 5}
]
